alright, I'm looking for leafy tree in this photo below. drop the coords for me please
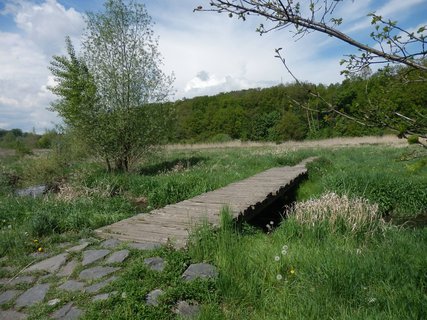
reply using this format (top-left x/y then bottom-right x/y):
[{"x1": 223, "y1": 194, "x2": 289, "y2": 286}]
[
  {"x1": 49, "y1": 0, "x2": 173, "y2": 171},
  {"x1": 273, "y1": 111, "x2": 307, "y2": 141}
]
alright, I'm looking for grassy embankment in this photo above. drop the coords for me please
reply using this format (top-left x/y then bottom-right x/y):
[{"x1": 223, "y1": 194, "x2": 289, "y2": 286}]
[{"x1": 0, "y1": 141, "x2": 426, "y2": 319}]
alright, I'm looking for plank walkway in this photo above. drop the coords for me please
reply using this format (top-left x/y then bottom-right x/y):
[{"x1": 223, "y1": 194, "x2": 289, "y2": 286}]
[{"x1": 95, "y1": 157, "x2": 315, "y2": 248}]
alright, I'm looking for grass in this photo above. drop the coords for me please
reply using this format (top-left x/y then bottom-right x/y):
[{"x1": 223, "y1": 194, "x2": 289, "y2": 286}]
[
  {"x1": 188, "y1": 209, "x2": 427, "y2": 319},
  {"x1": 0, "y1": 141, "x2": 426, "y2": 319}
]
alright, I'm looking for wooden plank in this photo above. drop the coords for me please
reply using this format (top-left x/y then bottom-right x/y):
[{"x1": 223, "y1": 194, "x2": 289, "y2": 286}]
[
  {"x1": 192, "y1": 192, "x2": 267, "y2": 199},
  {"x1": 98, "y1": 233, "x2": 187, "y2": 248},
  {"x1": 100, "y1": 226, "x2": 188, "y2": 240},
  {"x1": 155, "y1": 206, "x2": 223, "y2": 217},
  {"x1": 108, "y1": 223, "x2": 189, "y2": 237}
]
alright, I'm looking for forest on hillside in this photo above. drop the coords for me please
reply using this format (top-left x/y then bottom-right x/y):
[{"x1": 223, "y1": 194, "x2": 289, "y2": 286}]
[{"x1": 163, "y1": 64, "x2": 427, "y2": 143}]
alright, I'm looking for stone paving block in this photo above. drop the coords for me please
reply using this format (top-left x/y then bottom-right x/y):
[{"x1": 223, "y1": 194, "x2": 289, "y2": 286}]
[
  {"x1": 66, "y1": 242, "x2": 89, "y2": 253},
  {"x1": 25, "y1": 253, "x2": 68, "y2": 274},
  {"x1": 0, "y1": 290, "x2": 22, "y2": 305},
  {"x1": 47, "y1": 298, "x2": 61, "y2": 306},
  {"x1": 51, "y1": 302, "x2": 83, "y2": 320},
  {"x1": 57, "y1": 260, "x2": 78, "y2": 278},
  {"x1": 58, "y1": 280, "x2": 85, "y2": 292},
  {"x1": 7, "y1": 276, "x2": 36, "y2": 286},
  {"x1": 144, "y1": 257, "x2": 165, "y2": 272},
  {"x1": 92, "y1": 293, "x2": 111, "y2": 302},
  {"x1": 30, "y1": 252, "x2": 50, "y2": 259},
  {"x1": 182, "y1": 263, "x2": 218, "y2": 282},
  {"x1": 82, "y1": 250, "x2": 110, "y2": 266},
  {"x1": 146, "y1": 289, "x2": 164, "y2": 306},
  {"x1": 100, "y1": 239, "x2": 122, "y2": 249},
  {"x1": 79, "y1": 267, "x2": 120, "y2": 281},
  {"x1": 174, "y1": 300, "x2": 200, "y2": 318},
  {"x1": 15, "y1": 283, "x2": 50, "y2": 308},
  {"x1": 105, "y1": 250, "x2": 129, "y2": 264},
  {"x1": 0, "y1": 310, "x2": 28, "y2": 319},
  {"x1": 84, "y1": 276, "x2": 117, "y2": 294}
]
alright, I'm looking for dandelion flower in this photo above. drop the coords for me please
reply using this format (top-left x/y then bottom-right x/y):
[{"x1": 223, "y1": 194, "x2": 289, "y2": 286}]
[
  {"x1": 38, "y1": 247, "x2": 43, "y2": 252},
  {"x1": 274, "y1": 256, "x2": 280, "y2": 262},
  {"x1": 276, "y1": 274, "x2": 283, "y2": 281},
  {"x1": 281, "y1": 245, "x2": 288, "y2": 255}
]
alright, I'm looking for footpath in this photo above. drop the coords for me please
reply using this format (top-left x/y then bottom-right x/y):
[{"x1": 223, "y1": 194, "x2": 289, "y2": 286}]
[{"x1": 0, "y1": 238, "x2": 217, "y2": 319}]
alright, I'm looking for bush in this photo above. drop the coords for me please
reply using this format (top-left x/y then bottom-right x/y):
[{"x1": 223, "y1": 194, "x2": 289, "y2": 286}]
[
  {"x1": 407, "y1": 135, "x2": 419, "y2": 144},
  {"x1": 29, "y1": 210, "x2": 62, "y2": 237},
  {"x1": 208, "y1": 133, "x2": 233, "y2": 143},
  {"x1": 14, "y1": 140, "x2": 33, "y2": 157}
]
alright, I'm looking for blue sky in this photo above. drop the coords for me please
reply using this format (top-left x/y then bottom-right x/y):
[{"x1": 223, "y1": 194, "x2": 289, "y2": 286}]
[{"x1": 0, "y1": 0, "x2": 426, "y2": 132}]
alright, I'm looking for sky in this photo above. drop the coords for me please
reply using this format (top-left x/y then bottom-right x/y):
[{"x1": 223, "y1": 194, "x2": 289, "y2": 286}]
[{"x1": 0, "y1": 0, "x2": 426, "y2": 133}]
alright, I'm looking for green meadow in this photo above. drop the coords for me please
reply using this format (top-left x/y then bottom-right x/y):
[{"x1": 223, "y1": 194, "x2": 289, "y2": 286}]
[{"x1": 0, "y1": 142, "x2": 426, "y2": 319}]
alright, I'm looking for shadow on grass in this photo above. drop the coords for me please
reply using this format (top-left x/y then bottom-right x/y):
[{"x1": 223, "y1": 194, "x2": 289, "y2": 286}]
[{"x1": 138, "y1": 156, "x2": 206, "y2": 176}]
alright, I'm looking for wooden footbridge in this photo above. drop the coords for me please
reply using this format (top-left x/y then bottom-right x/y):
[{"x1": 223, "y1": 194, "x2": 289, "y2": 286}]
[{"x1": 95, "y1": 158, "x2": 315, "y2": 248}]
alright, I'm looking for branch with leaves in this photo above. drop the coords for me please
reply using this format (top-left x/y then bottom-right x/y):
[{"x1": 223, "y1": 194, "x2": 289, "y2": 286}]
[{"x1": 196, "y1": 0, "x2": 427, "y2": 73}]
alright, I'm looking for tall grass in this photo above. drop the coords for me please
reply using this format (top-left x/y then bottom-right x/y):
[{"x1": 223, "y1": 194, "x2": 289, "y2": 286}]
[{"x1": 291, "y1": 192, "x2": 385, "y2": 237}]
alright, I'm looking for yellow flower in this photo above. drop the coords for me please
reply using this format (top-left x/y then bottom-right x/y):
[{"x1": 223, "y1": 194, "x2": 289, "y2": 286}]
[
  {"x1": 290, "y1": 268, "x2": 295, "y2": 275},
  {"x1": 38, "y1": 247, "x2": 43, "y2": 252},
  {"x1": 33, "y1": 239, "x2": 38, "y2": 243}
]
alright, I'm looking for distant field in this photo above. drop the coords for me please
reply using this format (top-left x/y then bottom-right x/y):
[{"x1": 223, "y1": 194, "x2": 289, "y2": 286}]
[
  {"x1": 0, "y1": 148, "x2": 15, "y2": 157},
  {"x1": 166, "y1": 135, "x2": 407, "y2": 151}
]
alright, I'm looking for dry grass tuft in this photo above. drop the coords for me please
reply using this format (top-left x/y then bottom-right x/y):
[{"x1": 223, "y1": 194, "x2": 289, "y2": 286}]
[
  {"x1": 55, "y1": 183, "x2": 121, "y2": 202},
  {"x1": 290, "y1": 192, "x2": 385, "y2": 234}
]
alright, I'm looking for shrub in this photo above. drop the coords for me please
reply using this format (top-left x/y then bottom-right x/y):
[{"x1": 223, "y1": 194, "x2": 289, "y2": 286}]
[
  {"x1": 29, "y1": 210, "x2": 62, "y2": 237},
  {"x1": 208, "y1": 133, "x2": 233, "y2": 143},
  {"x1": 14, "y1": 140, "x2": 32, "y2": 157},
  {"x1": 407, "y1": 135, "x2": 419, "y2": 144}
]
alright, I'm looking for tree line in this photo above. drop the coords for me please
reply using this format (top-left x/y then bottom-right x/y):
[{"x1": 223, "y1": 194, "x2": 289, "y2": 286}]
[{"x1": 162, "y1": 64, "x2": 426, "y2": 143}]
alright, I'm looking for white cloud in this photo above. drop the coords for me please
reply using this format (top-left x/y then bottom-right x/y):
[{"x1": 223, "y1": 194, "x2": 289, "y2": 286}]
[
  {"x1": 344, "y1": 0, "x2": 425, "y2": 33},
  {"x1": 2, "y1": 0, "x2": 84, "y2": 55},
  {"x1": 184, "y1": 71, "x2": 262, "y2": 96},
  {"x1": 0, "y1": 0, "x2": 84, "y2": 132}
]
